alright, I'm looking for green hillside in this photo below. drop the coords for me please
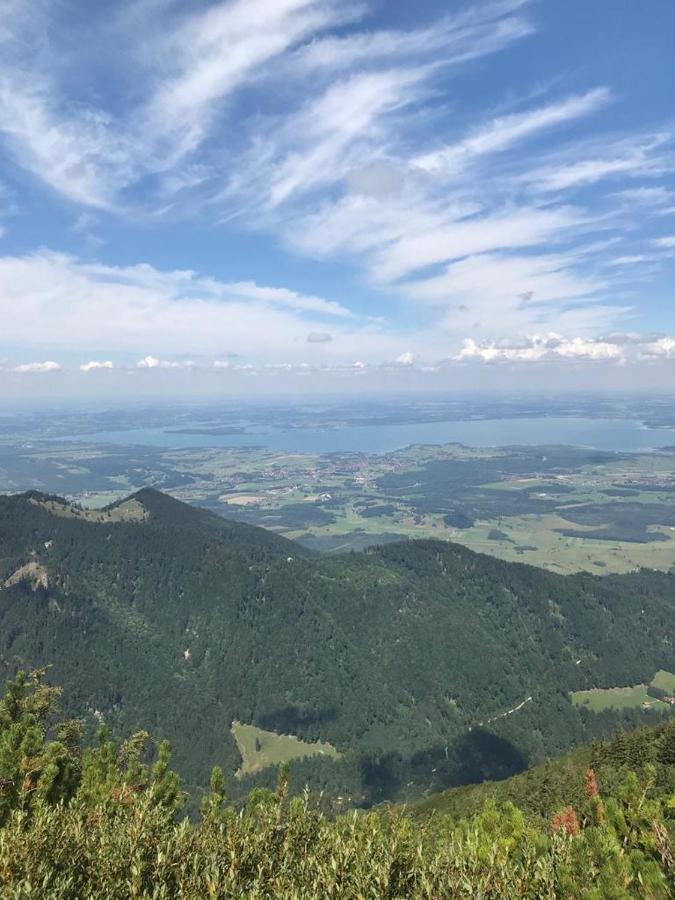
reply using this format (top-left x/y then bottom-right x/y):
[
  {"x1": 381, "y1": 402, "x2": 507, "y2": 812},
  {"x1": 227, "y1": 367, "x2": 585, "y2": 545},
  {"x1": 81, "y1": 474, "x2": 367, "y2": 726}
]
[
  {"x1": 1, "y1": 673, "x2": 673, "y2": 898},
  {"x1": 0, "y1": 488, "x2": 673, "y2": 804},
  {"x1": 408, "y1": 718, "x2": 675, "y2": 824}
]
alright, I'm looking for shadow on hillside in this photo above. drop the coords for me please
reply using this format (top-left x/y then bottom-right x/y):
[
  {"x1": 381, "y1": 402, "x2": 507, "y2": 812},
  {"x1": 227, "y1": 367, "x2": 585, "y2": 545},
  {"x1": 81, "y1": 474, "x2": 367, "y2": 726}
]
[
  {"x1": 256, "y1": 704, "x2": 339, "y2": 734},
  {"x1": 359, "y1": 728, "x2": 528, "y2": 807}
]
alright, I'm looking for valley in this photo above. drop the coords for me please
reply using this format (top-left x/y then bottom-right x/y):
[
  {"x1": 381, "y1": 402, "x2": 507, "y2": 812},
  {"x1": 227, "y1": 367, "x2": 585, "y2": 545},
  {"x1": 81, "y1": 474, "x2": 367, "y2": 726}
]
[{"x1": 3, "y1": 434, "x2": 675, "y2": 574}]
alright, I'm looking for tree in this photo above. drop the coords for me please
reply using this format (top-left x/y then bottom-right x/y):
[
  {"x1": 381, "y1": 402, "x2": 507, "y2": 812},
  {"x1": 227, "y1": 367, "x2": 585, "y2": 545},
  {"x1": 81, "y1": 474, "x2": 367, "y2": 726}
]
[{"x1": 0, "y1": 669, "x2": 80, "y2": 824}]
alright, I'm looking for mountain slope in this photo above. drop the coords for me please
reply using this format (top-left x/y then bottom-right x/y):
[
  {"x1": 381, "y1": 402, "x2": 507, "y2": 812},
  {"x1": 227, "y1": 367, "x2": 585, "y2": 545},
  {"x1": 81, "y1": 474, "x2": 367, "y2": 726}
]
[
  {"x1": 0, "y1": 489, "x2": 673, "y2": 803},
  {"x1": 407, "y1": 717, "x2": 675, "y2": 824}
]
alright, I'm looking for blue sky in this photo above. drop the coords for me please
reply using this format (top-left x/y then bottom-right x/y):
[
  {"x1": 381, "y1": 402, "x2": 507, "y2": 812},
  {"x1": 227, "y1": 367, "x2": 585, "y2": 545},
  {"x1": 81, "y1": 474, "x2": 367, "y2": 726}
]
[{"x1": 0, "y1": 0, "x2": 674, "y2": 394}]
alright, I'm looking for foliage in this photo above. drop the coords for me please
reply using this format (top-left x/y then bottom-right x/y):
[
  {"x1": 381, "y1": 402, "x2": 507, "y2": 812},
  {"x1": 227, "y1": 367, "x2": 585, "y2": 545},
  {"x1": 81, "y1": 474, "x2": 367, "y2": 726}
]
[{"x1": 0, "y1": 674, "x2": 673, "y2": 898}]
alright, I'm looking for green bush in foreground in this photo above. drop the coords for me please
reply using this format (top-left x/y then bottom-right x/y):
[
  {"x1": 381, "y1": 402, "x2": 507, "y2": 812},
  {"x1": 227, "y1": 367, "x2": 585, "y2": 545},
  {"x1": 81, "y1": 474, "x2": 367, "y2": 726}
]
[{"x1": 1, "y1": 671, "x2": 673, "y2": 898}]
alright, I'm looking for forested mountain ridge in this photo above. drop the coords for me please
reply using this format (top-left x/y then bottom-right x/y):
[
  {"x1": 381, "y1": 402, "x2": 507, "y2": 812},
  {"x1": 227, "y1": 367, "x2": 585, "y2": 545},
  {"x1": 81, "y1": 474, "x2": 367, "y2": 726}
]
[{"x1": 0, "y1": 488, "x2": 673, "y2": 804}]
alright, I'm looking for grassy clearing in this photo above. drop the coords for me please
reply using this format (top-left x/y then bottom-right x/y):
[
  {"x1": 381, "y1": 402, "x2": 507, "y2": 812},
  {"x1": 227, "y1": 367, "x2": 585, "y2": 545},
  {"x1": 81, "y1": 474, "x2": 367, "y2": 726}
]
[
  {"x1": 231, "y1": 722, "x2": 341, "y2": 778},
  {"x1": 33, "y1": 497, "x2": 148, "y2": 523},
  {"x1": 570, "y1": 671, "x2": 675, "y2": 712},
  {"x1": 80, "y1": 490, "x2": 130, "y2": 509},
  {"x1": 571, "y1": 684, "x2": 658, "y2": 712},
  {"x1": 651, "y1": 669, "x2": 675, "y2": 693}
]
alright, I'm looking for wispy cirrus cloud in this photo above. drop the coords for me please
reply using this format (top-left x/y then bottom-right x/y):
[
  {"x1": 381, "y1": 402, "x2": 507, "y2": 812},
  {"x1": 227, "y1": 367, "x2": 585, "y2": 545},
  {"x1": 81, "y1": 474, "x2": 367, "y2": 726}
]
[
  {"x1": 142, "y1": 0, "x2": 363, "y2": 167},
  {"x1": 0, "y1": 0, "x2": 673, "y2": 378},
  {"x1": 288, "y1": 1, "x2": 533, "y2": 76},
  {"x1": 0, "y1": 0, "x2": 533, "y2": 214},
  {"x1": 412, "y1": 88, "x2": 611, "y2": 175},
  {"x1": 520, "y1": 131, "x2": 675, "y2": 193}
]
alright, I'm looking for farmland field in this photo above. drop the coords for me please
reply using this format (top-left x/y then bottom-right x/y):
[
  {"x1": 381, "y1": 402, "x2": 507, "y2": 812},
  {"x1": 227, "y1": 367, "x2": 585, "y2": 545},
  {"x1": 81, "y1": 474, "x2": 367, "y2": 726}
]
[{"x1": 2, "y1": 399, "x2": 675, "y2": 575}]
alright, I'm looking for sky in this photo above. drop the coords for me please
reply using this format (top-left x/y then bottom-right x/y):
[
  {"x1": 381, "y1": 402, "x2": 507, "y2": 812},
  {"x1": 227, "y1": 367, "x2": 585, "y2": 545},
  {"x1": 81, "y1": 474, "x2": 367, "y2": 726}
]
[{"x1": 0, "y1": 0, "x2": 674, "y2": 396}]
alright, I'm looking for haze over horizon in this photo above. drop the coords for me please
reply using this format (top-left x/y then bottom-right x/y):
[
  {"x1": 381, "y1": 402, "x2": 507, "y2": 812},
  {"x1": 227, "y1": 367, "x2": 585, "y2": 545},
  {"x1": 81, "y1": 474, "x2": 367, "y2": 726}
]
[{"x1": 1, "y1": 0, "x2": 674, "y2": 397}]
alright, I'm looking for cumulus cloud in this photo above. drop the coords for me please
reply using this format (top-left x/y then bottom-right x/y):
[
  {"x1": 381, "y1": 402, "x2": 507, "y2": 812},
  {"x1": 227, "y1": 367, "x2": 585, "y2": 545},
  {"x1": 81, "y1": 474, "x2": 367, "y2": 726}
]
[
  {"x1": 137, "y1": 356, "x2": 194, "y2": 369},
  {"x1": 554, "y1": 337, "x2": 623, "y2": 360},
  {"x1": 457, "y1": 336, "x2": 548, "y2": 362},
  {"x1": 456, "y1": 334, "x2": 625, "y2": 363},
  {"x1": 642, "y1": 337, "x2": 675, "y2": 358},
  {"x1": 136, "y1": 355, "x2": 160, "y2": 369},
  {"x1": 306, "y1": 331, "x2": 333, "y2": 343},
  {"x1": 14, "y1": 360, "x2": 60, "y2": 373},
  {"x1": 80, "y1": 359, "x2": 113, "y2": 371},
  {"x1": 393, "y1": 351, "x2": 416, "y2": 366},
  {"x1": 454, "y1": 332, "x2": 675, "y2": 365}
]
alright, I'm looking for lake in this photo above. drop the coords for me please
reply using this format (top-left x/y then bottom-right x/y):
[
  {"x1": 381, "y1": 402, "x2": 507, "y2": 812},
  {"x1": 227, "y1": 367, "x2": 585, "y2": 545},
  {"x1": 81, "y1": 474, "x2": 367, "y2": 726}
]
[{"x1": 66, "y1": 416, "x2": 675, "y2": 454}]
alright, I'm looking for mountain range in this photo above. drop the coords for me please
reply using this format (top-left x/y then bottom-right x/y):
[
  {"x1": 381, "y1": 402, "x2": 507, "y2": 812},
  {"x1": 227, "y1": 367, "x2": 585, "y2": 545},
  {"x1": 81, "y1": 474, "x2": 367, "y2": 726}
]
[{"x1": 0, "y1": 488, "x2": 673, "y2": 805}]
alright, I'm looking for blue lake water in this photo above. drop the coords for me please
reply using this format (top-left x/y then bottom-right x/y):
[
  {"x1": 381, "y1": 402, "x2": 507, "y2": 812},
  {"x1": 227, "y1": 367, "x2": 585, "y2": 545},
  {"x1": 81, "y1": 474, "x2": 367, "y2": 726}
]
[{"x1": 67, "y1": 416, "x2": 675, "y2": 454}]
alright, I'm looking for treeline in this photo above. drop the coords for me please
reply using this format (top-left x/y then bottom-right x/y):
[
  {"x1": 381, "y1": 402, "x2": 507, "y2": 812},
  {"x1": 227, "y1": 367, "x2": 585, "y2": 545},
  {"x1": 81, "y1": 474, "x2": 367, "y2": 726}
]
[{"x1": 1, "y1": 672, "x2": 673, "y2": 898}]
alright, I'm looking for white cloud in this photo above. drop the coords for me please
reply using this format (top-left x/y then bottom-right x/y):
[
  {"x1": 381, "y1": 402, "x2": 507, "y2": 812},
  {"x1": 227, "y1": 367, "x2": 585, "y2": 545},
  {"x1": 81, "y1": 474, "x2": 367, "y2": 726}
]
[
  {"x1": 14, "y1": 359, "x2": 60, "y2": 373},
  {"x1": 613, "y1": 186, "x2": 675, "y2": 209},
  {"x1": 226, "y1": 67, "x2": 432, "y2": 213},
  {"x1": 218, "y1": 281, "x2": 350, "y2": 317},
  {"x1": 0, "y1": 0, "x2": 534, "y2": 217},
  {"x1": 137, "y1": 356, "x2": 193, "y2": 369},
  {"x1": 394, "y1": 351, "x2": 416, "y2": 366},
  {"x1": 402, "y1": 250, "x2": 603, "y2": 339},
  {"x1": 0, "y1": 0, "x2": 671, "y2": 373},
  {"x1": 143, "y1": 0, "x2": 360, "y2": 166},
  {"x1": 0, "y1": 0, "x2": 357, "y2": 207},
  {"x1": 608, "y1": 255, "x2": 656, "y2": 266},
  {"x1": 80, "y1": 359, "x2": 113, "y2": 371},
  {"x1": 553, "y1": 337, "x2": 623, "y2": 360},
  {"x1": 372, "y1": 205, "x2": 584, "y2": 282},
  {"x1": 137, "y1": 355, "x2": 160, "y2": 369},
  {"x1": 413, "y1": 88, "x2": 610, "y2": 175},
  {"x1": 0, "y1": 250, "x2": 416, "y2": 364},
  {"x1": 454, "y1": 332, "x2": 675, "y2": 365},
  {"x1": 654, "y1": 236, "x2": 675, "y2": 248},
  {"x1": 522, "y1": 132, "x2": 674, "y2": 193},
  {"x1": 289, "y1": 2, "x2": 533, "y2": 77},
  {"x1": 457, "y1": 336, "x2": 548, "y2": 362},
  {"x1": 0, "y1": 75, "x2": 136, "y2": 208},
  {"x1": 642, "y1": 337, "x2": 675, "y2": 358}
]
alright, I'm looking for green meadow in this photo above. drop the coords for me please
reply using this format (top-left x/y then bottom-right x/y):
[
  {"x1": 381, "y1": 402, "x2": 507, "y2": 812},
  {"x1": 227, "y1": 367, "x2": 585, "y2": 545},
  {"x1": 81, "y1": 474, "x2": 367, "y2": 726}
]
[
  {"x1": 570, "y1": 671, "x2": 675, "y2": 712},
  {"x1": 231, "y1": 722, "x2": 341, "y2": 778}
]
